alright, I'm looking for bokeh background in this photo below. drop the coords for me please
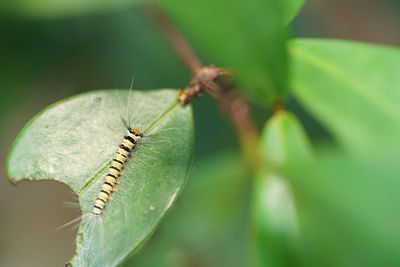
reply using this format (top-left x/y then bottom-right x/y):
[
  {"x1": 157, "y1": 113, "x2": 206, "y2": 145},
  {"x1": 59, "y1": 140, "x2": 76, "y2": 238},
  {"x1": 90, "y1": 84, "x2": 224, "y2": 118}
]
[{"x1": 1, "y1": 0, "x2": 399, "y2": 266}]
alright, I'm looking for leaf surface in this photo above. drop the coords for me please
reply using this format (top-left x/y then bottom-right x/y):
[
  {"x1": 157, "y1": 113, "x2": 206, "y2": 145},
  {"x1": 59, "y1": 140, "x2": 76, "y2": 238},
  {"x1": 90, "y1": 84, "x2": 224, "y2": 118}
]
[
  {"x1": 286, "y1": 150, "x2": 400, "y2": 266},
  {"x1": 290, "y1": 38, "x2": 400, "y2": 155},
  {"x1": 7, "y1": 89, "x2": 194, "y2": 266}
]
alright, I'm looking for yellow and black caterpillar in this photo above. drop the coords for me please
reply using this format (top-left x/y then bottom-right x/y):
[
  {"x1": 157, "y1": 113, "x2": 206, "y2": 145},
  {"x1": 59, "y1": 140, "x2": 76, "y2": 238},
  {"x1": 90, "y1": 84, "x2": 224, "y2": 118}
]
[{"x1": 92, "y1": 128, "x2": 143, "y2": 219}]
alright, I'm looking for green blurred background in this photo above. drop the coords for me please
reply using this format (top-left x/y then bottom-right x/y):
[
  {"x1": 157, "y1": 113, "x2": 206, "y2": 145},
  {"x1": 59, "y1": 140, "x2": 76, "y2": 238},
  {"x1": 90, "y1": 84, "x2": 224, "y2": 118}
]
[{"x1": 1, "y1": 0, "x2": 400, "y2": 266}]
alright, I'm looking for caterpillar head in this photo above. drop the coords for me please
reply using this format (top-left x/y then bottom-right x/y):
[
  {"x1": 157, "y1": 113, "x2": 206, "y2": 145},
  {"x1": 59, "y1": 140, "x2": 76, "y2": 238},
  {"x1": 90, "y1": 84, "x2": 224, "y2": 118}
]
[{"x1": 129, "y1": 128, "x2": 143, "y2": 137}]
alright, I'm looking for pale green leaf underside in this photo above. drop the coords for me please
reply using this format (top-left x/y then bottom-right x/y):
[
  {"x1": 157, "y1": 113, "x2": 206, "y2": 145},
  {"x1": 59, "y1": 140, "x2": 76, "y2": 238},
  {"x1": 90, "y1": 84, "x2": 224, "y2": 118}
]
[
  {"x1": 252, "y1": 112, "x2": 311, "y2": 266},
  {"x1": 290, "y1": 38, "x2": 400, "y2": 155},
  {"x1": 260, "y1": 111, "x2": 312, "y2": 166},
  {"x1": 7, "y1": 89, "x2": 194, "y2": 266}
]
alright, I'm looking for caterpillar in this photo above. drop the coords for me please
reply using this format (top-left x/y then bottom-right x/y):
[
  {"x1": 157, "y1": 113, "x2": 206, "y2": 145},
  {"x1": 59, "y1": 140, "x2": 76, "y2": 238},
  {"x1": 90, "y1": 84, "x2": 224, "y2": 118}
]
[{"x1": 92, "y1": 127, "x2": 143, "y2": 220}]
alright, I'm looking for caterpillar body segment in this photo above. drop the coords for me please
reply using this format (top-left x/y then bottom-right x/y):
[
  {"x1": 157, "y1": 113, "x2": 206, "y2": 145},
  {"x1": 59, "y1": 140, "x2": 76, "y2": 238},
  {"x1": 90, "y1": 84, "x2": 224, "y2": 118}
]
[{"x1": 92, "y1": 128, "x2": 143, "y2": 218}]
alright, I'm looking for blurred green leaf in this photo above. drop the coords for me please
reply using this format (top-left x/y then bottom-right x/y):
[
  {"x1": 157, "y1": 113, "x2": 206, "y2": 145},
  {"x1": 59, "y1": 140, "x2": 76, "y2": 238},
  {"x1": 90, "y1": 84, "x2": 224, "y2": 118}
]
[
  {"x1": 252, "y1": 111, "x2": 312, "y2": 266},
  {"x1": 252, "y1": 172, "x2": 299, "y2": 267},
  {"x1": 7, "y1": 89, "x2": 194, "y2": 266},
  {"x1": 282, "y1": 0, "x2": 306, "y2": 24},
  {"x1": 160, "y1": 0, "x2": 296, "y2": 104},
  {"x1": 0, "y1": 0, "x2": 144, "y2": 17},
  {"x1": 128, "y1": 151, "x2": 250, "y2": 267},
  {"x1": 286, "y1": 150, "x2": 400, "y2": 266},
  {"x1": 290, "y1": 38, "x2": 400, "y2": 156},
  {"x1": 260, "y1": 111, "x2": 312, "y2": 167}
]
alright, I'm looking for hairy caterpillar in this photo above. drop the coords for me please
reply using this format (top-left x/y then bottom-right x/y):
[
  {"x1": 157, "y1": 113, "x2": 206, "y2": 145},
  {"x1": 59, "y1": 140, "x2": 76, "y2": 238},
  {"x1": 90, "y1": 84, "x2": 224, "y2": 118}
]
[
  {"x1": 92, "y1": 127, "x2": 143, "y2": 220},
  {"x1": 57, "y1": 88, "x2": 184, "y2": 227}
]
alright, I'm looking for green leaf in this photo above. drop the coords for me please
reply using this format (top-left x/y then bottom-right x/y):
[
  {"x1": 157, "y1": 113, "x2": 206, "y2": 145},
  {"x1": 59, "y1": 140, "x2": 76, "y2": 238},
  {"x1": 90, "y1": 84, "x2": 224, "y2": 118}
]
[
  {"x1": 0, "y1": 0, "x2": 144, "y2": 18},
  {"x1": 282, "y1": 0, "x2": 306, "y2": 25},
  {"x1": 290, "y1": 38, "x2": 400, "y2": 156},
  {"x1": 252, "y1": 172, "x2": 299, "y2": 267},
  {"x1": 7, "y1": 89, "x2": 194, "y2": 266},
  {"x1": 286, "y1": 150, "x2": 400, "y2": 266},
  {"x1": 127, "y1": 151, "x2": 250, "y2": 267},
  {"x1": 260, "y1": 111, "x2": 312, "y2": 166},
  {"x1": 252, "y1": 111, "x2": 312, "y2": 266},
  {"x1": 159, "y1": 0, "x2": 293, "y2": 104}
]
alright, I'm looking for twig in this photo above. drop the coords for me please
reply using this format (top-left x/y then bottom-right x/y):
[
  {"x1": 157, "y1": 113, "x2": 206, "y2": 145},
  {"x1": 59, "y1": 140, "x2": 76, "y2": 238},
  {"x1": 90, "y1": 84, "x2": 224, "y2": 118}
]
[
  {"x1": 149, "y1": 4, "x2": 260, "y2": 165},
  {"x1": 151, "y1": 4, "x2": 203, "y2": 75}
]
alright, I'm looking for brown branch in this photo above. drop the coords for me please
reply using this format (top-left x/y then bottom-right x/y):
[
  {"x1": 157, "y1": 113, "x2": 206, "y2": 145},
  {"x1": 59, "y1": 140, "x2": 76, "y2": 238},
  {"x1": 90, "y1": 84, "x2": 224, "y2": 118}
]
[
  {"x1": 150, "y1": 4, "x2": 203, "y2": 75},
  {"x1": 148, "y1": 4, "x2": 260, "y2": 164},
  {"x1": 272, "y1": 101, "x2": 284, "y2": 114}
]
